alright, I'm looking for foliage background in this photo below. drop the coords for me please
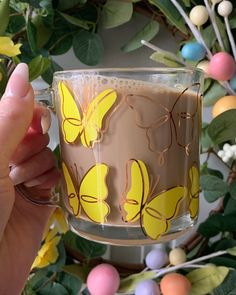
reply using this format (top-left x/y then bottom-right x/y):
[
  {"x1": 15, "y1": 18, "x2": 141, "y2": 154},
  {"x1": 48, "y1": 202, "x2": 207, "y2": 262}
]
[{"x1": 1, "y1": 0, "x2": 236, "y2": 294}]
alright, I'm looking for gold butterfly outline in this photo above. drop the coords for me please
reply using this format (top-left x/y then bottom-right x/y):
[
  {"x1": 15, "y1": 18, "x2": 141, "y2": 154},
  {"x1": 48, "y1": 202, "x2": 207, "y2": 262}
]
[{"x1": 125, "y1": 83, "x2": 201, "y2": 166}]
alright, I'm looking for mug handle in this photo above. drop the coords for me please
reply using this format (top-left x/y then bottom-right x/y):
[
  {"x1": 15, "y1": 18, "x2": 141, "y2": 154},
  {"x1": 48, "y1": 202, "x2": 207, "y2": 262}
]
[{"x1": 15, "y1": 88, "x2": 60, "y2": 207}]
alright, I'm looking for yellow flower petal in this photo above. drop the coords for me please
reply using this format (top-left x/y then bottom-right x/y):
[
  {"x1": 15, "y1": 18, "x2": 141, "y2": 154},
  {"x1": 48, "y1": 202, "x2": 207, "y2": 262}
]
[
  {"x1": 32, "y1": 234, "x2": 61, "y2": 269},
  {"x1": 0, "y1": 37, "x2": 21, "y2": 57},
  {"x1": 53, "y1": 208, "x2": 69, "y2": 233}
]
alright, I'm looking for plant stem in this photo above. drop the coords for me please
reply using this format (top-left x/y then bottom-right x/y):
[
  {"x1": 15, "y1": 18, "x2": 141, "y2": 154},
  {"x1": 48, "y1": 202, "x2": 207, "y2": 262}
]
[{"x1": 154, "y1": 250, "x2": 227, "y2": 278}]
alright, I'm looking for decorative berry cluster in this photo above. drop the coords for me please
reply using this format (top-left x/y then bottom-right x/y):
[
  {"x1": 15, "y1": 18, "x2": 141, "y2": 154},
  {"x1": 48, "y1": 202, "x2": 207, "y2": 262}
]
[{"x1": 217, "y1": 143, "x2": 236, "y2": 163}]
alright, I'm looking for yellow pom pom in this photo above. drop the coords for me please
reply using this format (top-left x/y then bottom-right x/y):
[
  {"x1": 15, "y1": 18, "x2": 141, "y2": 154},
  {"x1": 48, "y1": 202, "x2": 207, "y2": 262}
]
[
  {"x1": 189, "y1": 5, "x2": 208, "y2": 26},
  {"x1": 169, "y1": 248, "x2": 187, "y2": 266},
  {"x1": 212, "y1": 95, "x2": 236, "y2": 118}
]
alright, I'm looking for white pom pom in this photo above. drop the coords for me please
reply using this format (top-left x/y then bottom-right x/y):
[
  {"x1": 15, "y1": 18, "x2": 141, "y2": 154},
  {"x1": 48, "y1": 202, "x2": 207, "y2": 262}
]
[
  {"x1": 223, "y1": 143, "x2": 231, "y2": 151},
  {"x1": 189, "y1": 5, "x2": 209, "y2": 26},
  {"x1": 225, "y1": 150, "x2": 233, "y2": 158},
  {"x1": 211, "y1": 0, "x2": 222, "y2": 4},
  {"x1": 222, "y1": 156, "x2": 229, "y2": 162},
  {"x1": 218, "y1": 1, "x2": 233, "y2": 17},
  {"x1": 231, "y1": 145, "x2": 236, "y2": 152},
  {"x1": 217, "y1": 150, "x2": 224, "y2": 157}
]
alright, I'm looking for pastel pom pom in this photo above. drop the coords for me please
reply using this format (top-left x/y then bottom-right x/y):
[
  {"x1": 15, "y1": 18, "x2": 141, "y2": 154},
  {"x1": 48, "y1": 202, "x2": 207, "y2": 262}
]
[
  {"x1": 212, "y1": 95, "x2": 236, "y2": 118},
  {"x1": 208, "y1": 52, "x2": 236, "y2": 81},
  {"x1": 230, "y1": 74, "x2": 236, "y2": 91},
  {"x1": 160, "y1": 273, "x2": 191, "y2": 295},
  {"x1": 181, "y1": 42, "x2": 206, "y2": 61},
  {"x1": 87, "y1": 263, "x2": 120, "y2": 295},
  {"x1": 189, "y1": 5, "x2": 208, "y2": 26},
  {"x1": 145, "y1": 248, "x2": 169, "y2": 270},
  {"x1": 135, "y1": 280, "x2": 161, "y2": 295},
  {"x1": 217, "y1": 0, "x2": 233, "y2": 17},
  {"x1": 169, "y1": 248, "x2": 187, "y2": 266}
]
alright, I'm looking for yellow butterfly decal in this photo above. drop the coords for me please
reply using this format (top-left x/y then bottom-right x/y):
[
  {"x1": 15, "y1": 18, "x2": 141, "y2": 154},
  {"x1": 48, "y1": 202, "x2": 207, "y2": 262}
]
[
  {"x1": 58, "y1": 81, "x2": 117, "y2": 147},
  {"x1": 126, "y1": 83, "x2": 201, "y2": 165},
  {"x1": 188, "y1": 165, "x2": 200, "y2": 219},
  {"x1": 62, "y1": 161, "x2": 110, "y2": 223},
  {"x1": 121, "y1": 159, "x2": 187, "y2": 240}
]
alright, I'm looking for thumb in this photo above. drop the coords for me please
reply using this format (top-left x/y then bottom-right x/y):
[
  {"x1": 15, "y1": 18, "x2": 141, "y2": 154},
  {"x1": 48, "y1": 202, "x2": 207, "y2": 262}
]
[{"x1": 0, "y1": 63, "x2": 34, "y2": 168}]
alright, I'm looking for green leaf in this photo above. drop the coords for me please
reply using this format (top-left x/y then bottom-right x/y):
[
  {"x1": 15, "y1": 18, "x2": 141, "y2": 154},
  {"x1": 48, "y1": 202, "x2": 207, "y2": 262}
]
[
  {"x1": 73, "y1": 30, "x2": 104, "y2": 66},
  {"x1": 0, "y1": 0, "x2": 10, "y2": 34},
  {"x1": 32, "y1": 15, "x2": 52, "y2": 48},
  {"x1": 118, "y1": 271, "x2": 156, "y2": 293},
  {"x1": 201, "y1": 122, "x2": 214, "y2": 153},
  {"x1": 187, "y1": 265, "x2": 229, "y2": 295},
  {"x1": 63, "y1": 231, "x2": 107, "y2": 259},
  {"x1": 210, "y1": 257, "x2": 236, "y2": 269},
  {"x1": 121, "y1": 20, "x2": 159, "y2": 53},
  {"x1": 208, "y1": 109, "x2": 236, "y2": 144},
  {"x1": 229, "y1": 18, "x2": 236, "y2": 29},
  {"x1": 227, "y1": 246, "x2": 236, "y2": 256},
  {"x1": 200, "y1": 175, "x2": 228, "y2": 202},
  {"x1": 63, "y1": 264, "x2": 90, "y2": 283},
  {"x1": 27, "y1": 19, "x2": 38, "y2": 54},
  {"x1": 0, "y1": 63, "x2": 7, "y2": 97},
  {"x1": 215, "y1": 15, "x2": 230, "y2": 52},
  {"x1": 198, "y1": 214, "x2": 236, "y2": 238},
  {"x1": 150, "y1": 50, "x2": 185, "y2": 67},
  {"x1": 203, "y1": 81, "x2": 227, "y2": 107},
  {"x1": 58, "y1": 12, "x2": 89, "y2": 30},
  {"x1": 46, "y1": 238, "x2": 66, "y2": 272},
  {"x1": 57, "y1": 271, "x2": 82, "y2": 295},
  {"x1": 204, "y1": 78, "x2": 212, "y2": 93},
  {"x1": 202, "y1": 24, "x2": 216, "y2": 49},
  {"x1": 57, "y1": 0, "x2": 86, "y2": 11},
  {"x1": 229, "y1": 181, "x2": 236, "y2": 200},
  {"x1": 224, "y1": 197, "x2": 236, "y2": 216},
  {"x1": 39, "y1": 282, "x2": 69, "y2": 295},
  {"x1": 101, "y1": 0, "x2": 133, "y2": 29},
  {"x1": 7, "y1": 10, "x2": 25, "y2": 34},
  {"x1": 41, "y1": 60, "x2": 63, "y2": 85},
  {"x1": 200, "y1": 162, "x2": 224, "y2": 179},
  {"x1": 213, "y1": 271, "x2": 236, "y2": 295},
  {"x1": 28, "y1": 55, "x2": 51, "y2": 81},
  {"x1": 28, "y1": 269, "x2": 50, "y2": 290},
  {"x1": 148, "y1": 0, "x2": 187, "y2": 34},
  {"x1": 50, "y1": 33, "x2": 73, "y2": 56}
]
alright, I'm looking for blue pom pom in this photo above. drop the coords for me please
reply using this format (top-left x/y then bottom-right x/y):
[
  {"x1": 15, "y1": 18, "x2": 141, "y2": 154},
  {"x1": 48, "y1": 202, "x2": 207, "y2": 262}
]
[
  {"x1": 230, "y1": 74, "x2": 236, "y2": 91},
  {"x1": 181, "y1": 42, "x2": 206, "y2": 61}
]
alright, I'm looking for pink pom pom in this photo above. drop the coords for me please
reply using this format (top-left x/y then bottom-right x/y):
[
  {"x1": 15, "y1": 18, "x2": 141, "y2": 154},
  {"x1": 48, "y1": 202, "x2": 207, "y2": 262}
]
[
  {"x1": 87, "y1": 263, "x2": 120, "y2": 295},
  {"x1": 208, "y1": 52, "x2": 236, "y2": 81}
]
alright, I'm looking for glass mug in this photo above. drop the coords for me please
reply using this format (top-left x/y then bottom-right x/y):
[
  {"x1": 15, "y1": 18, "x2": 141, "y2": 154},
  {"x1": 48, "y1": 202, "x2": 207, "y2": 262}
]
[{"x1": 17, "y1": 68, "x2": 204, "y2": 246}]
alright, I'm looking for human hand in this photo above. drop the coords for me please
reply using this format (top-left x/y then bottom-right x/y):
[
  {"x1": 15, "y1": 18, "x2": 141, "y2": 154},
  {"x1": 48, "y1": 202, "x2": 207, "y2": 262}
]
[{"x1": 0, "y1": 63, "x2": 60, "y2": 295}]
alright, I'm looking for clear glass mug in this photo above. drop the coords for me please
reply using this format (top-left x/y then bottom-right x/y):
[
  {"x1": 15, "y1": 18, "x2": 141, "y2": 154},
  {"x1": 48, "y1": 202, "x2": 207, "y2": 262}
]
[{"x1": 17, "y1": 68, "x2": 204, "y2": 246}]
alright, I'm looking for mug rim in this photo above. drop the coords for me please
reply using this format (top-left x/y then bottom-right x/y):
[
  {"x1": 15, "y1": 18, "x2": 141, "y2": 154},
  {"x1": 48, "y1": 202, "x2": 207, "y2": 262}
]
[{"x1": 53, "y1": 67, "x2": 203, "y2": 77}]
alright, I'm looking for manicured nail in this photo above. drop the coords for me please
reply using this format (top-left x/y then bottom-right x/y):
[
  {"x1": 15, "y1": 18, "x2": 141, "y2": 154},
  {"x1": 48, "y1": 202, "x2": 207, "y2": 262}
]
[
  {"x1": 5, "y1": 63, "x2": 29, "y2": 98},
  {"x1": 41, "y1": 110, "x2": 51, "y2": 134},
  {"x1": 24, "y1": 178, "x2": 42, "y2": 187},
  {"x1": 9, "y1": 166, "x2": 22, "y2": 185}
]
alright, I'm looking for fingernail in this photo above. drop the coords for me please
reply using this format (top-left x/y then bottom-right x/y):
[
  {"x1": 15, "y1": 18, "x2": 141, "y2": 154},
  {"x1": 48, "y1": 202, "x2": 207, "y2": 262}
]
[
  {"x1": 41, "y1": 110, "x2": 51, "y2": 134},
  {"x1": 9, "y1": 166, "x2": 22, "y2": 185},
  {"x1": 24, "y1": 178, "x2": 41, "y2": 187},
  {"x1": 5, "y1": 63, "x2": 29, "y2": 98}
]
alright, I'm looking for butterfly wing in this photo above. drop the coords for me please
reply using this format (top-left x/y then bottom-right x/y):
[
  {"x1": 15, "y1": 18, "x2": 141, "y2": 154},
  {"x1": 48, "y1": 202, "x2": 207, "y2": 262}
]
[
  {"x1": 126, "y1": 94, "x2": 172, "y2": 165},
  {"x1": 189, "y1": 165, "x2": 199, "y2": 219},
  {"x1": 62, "y1": 162, "x2": 80, "y2": 217},
  {"x1": 79, "y1": 163, "x2": 110, "y2": 223},
  {"x1": 172, "y1": 83, "x2": 201, "y2": 155},
  {"x1": 122, "y1": 159, "x2": 150, "y2": 222},
  {"x1": 80, "y1": 88, "x2": 117, "y2": 147},
  {"x1": 142, "y1": 186, "x2": 187, "y2": 240},
  {"x1": 58, "y1": 81, "x2": 83, "y2": 144}
]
